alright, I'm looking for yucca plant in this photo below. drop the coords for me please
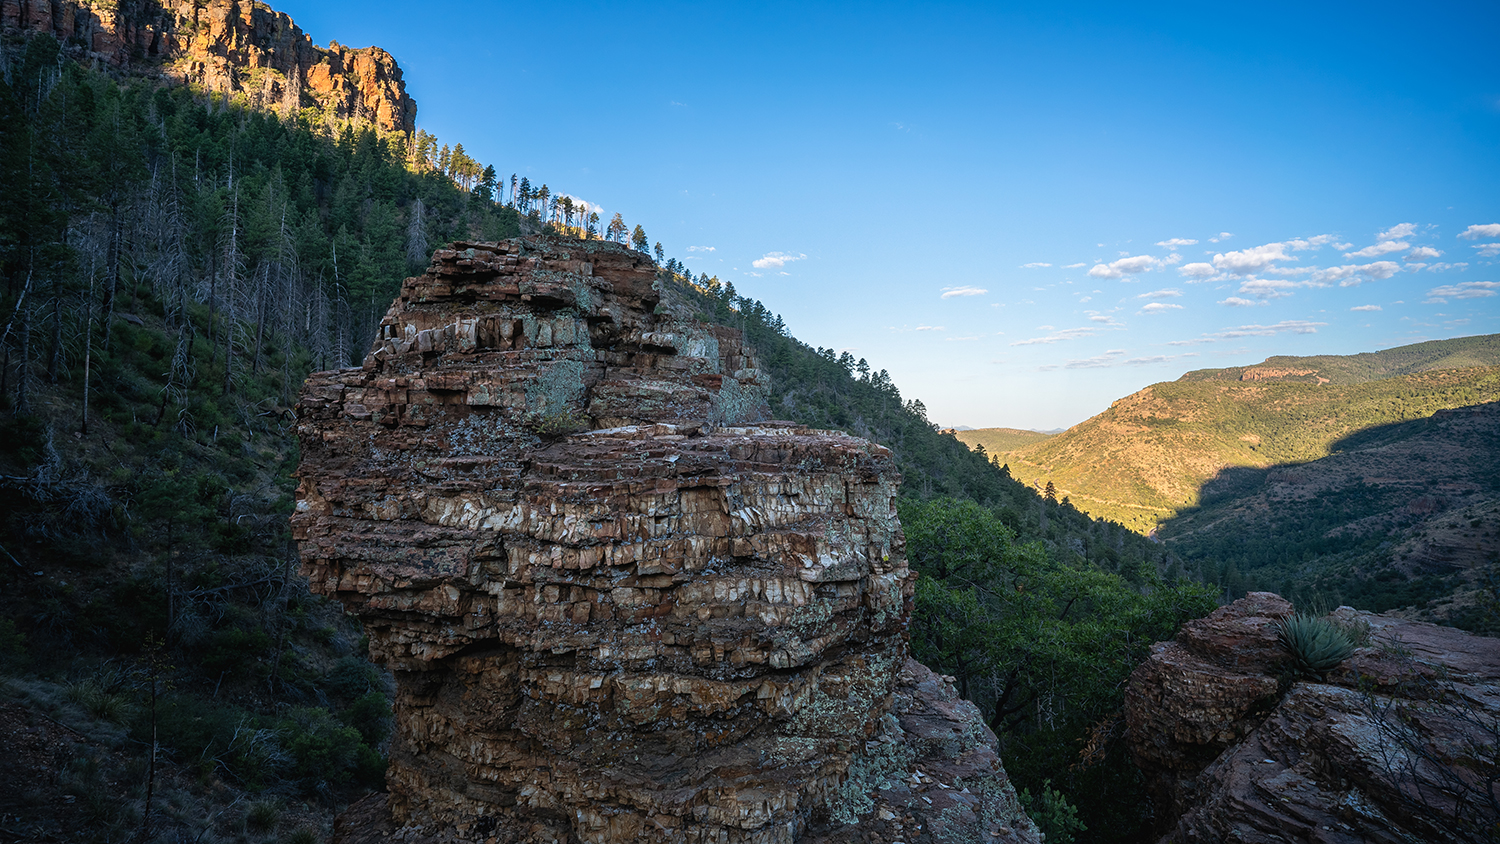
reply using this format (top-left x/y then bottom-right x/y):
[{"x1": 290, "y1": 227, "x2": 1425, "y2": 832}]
[{"x1": 1274, "y1": 613, "x2": 1356, "y2": 680}]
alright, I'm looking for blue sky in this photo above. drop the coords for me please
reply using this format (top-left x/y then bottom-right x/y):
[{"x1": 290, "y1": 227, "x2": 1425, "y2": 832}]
[{"x1": 276, "y1": 0, "x2": 1500, "y2": 429}]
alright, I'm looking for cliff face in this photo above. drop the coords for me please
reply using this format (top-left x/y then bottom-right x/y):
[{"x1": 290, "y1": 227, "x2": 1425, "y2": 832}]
[
  {"x1": 1126, "y1": 592, "x2": 1500, "y2": 843},
  {"x1": 1, "y1": 0, "x2": 415, "y2": 133},
  {"x1": 293, "y1": 236, "x2": 1040, "y2": 844}
]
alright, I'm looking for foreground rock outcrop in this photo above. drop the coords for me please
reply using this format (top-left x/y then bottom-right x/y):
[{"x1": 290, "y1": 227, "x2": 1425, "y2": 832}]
[
  {"x1": 2, "y1": 0, "x2": 415, "y2": 132},
  {"x1": 293, "y1": 236, "x2": 1039, "y2": 843},
  {"x1": 1126, "y1": 592, "x2": 1500, "y2": 843}
]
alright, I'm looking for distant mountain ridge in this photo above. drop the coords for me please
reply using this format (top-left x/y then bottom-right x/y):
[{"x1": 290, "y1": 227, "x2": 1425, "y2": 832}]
[
  {"x1": 957, "y1": 334, "x2": 1500, "y2": 532},
  {"x1": 1177, "y1": 334, "x2": 1500, "y2": 385}
]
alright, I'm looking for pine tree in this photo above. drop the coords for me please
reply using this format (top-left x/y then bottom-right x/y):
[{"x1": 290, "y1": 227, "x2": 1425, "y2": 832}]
[{"x1": 631, "y1": 224, "x2": 648, "y2": 252}]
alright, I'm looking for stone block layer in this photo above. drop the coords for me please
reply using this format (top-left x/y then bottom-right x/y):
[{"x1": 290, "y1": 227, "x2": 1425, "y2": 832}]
[{"x1": 294, "y1": 236, "x2": 1039, "y2": 844}]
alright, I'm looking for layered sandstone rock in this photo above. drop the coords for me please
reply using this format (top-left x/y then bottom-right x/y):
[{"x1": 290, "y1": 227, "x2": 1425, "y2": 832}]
[
  {"x1": 1126, "y1": 592, "x2": 1500, "y2": 843},
  {"x1": 1, "y1": 0, "x2": 415, "y2": 133},
  {"x1": 294, "y1": 236, "x2": 1039, "y2": 844}
]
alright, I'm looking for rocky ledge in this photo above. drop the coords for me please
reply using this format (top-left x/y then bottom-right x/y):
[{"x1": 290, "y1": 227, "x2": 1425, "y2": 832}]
[
  {"x1": 293, "y1": 236, "x2": 1039, "y2": 843},
  {"x1": 1126, "y1": 591, "x2": 1500, "y2": 843}
]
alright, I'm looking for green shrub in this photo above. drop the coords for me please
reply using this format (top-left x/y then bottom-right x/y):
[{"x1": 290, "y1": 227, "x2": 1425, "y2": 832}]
[
  {"x1": 1274, "y1": 613, "x2": 1355, "y2": 679},
  {"x1": 1019, "y1": 779, "x2": 1086, "y2": 844}
]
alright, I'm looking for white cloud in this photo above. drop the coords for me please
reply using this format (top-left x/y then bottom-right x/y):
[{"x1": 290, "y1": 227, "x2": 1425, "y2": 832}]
[
  {"x1": 1137, "y1": 288, "x2": 1182, "y2": 299},
  {"x1": 1163, "y1": 252, "x2": 1183, "y2": 266},
  {"x1": 1216, "y1": 320, "x2": 1327, "y2": 338},
  {"x1": 1350, "y1": 305, "x2": 1382, "y2": 312},
  {"x1": 1179, "y1": 262, "x2": 1217, "y2": 280},
  {"x1": 1209, "y1": 232, "x2": 1234, "y2": 243},
  {"x1": 1458, "y1": 224, "x2": 1500, "y2": 240},
  {"x1": 1213, "y1": 243, "x2": 1296, "y2": 274},
  {"x1": 1139, "y1": 302, "x2": 1184, "y2": 314},
  {"x1": 1157, "y1": 238, "x2": 1198, "y2": 248},
  {"x1": 940, "y1": 286, "x2": 988, "y2": 299},
  {"x1": 686, "y1": 245, "x2": 716, "y2": 252},
  {"x1": 1344, "y1": 241, "x2": 1408, "y2": 259},
  {"x1": 915, "y1": 325, "x2": 946, "y2": 331},
  {"x1": 752, "y1": 251, "x2": 806, "y2": 269},
  {"x1": 1424, "y1": 281, "x2": 1500, "y2": 303},
  {"x1": 1474, "y1": 243, "x2": 1500, "y2": 258},
  {"x1": 1423, "y1": 262, "x2": 1469, "y2": 272},
  {"x1": 1406, "y1": 246, "x2": 1442, "y2": 261},
  {"x1": 1311, "y1": 262, "x2": 1401, "y2": 286},
  {"x1": 1022, "y1": 262, "x2": 1052, "y2": 268},
  {"x1": 1377, "y1": 223, "x2": 1417, "y2": 241},
  {"x1": 1063, "y1": 262, "x2": 1087, "y2": 269},
  {"x1": 1010, "y1": 327, "x2": 1104, "y2": 346},
  {"x1": 1219, "y1": 297, "x2": 1263, "y2": 307},
  {"x1": 1235, "y1": 277, "x2": 1305, "y2": 299},
  {"x1": 1087, "y1": 254, "x2": 1161, "y2": 279},
  {"x1": 1212, "y1": 237, "x2": 1336, "y2": 276}
]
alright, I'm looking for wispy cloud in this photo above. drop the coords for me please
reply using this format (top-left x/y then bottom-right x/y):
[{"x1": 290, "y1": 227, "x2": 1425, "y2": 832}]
[
  {"x1": 1422, "y1": 262, "x2": 1469, "y2": 272},
  {"x1": 1063, "y1": 262, "x2": 1087, "y2": 269},
  {"x1": 1209, "y1": 232, "x2": 1234, "y2": 243},
  {"x1": 1377, "y1": 223, "x2": 1417, "y2": 241},
  {"x1": 1219, "y1": 297, "x2": 1263, "y2": 307},
  {"x1": 1171, "y1": 320, "x2": 1327, "y2": 344},
  {"x1": 1344, "y1": 240, "x2": 1408, "y2": 259},
  {"x1": 1406, "y1": 246, "x2": 1442, "y2": 261},
  {"x1": 1424, "y1": 281, "x2": 1500, "y2": 303},
  {"x1": 915, "y1": 325, "x2": 946, "y2": 331},
  {"x1": 1312, "y1": 261, "x2": 1402, "y2": 286},
  {"x1": 1137, "y1": 288, "x2": 1182, "y2": 299},
  {"x1": 1458, "y1": 224, "x2": 1500, "y2": 240},
  {"x1": 1351, "y1": 305, "x2": 1382, "y2": 311},
  {"x1": 1157, "y1": 238, "x2": 1198, "y2": 248},
  {"x1": 1212, "y1": 236, "x2": 1333, "y2": 275},
  {"x1": 941, "y1": 285, "x2": 988, "y2": 298},
  {"x1": 1087, "y1": 255, "x2": 1162, "y2": 279},
  {"x1": 752, "y1": 251, "x2": 805, "y2": 269},
  {"x1": 1010, "y1": 327, "x2": 1103, "y2": 346},
  {"x1": 1473, "y1": 243, "x2": 1500, "y2": 258},
  {"x1": 1022, "y1": 262, "x2": 1052, "y2": 268},
  {"x1": 686, "y1": 245, "x2": 715, "y2": 252},
  {"x1": 1039, "y1": 349, "x2": 1198, "y2": 370},
  {"x1": 1139, "y1": 302, "x2": 1184, "y2": 314}
]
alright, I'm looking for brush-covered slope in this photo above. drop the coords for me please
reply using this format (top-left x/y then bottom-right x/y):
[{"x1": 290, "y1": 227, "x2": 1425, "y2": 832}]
[
  {"x1": 954, "y1": 426, "x2": 1054, "y2": 456},
  {"x1": 990, "y1": 335, "x2": 1500, "y2": 532},
  {"x1": 1158, "y1": 401, "x2": 1500, "y2": 632}
]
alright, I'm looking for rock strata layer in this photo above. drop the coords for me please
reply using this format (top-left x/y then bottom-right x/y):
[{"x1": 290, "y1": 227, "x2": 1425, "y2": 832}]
[
  {"x1": 1126, "y1": 591, "x2": 1500, "y2": 843},
  {"x1": 2, "y1": 0, "x2": 415, "y2": 132},
  {"x1": 294, "y1": 236, "x2": 1039, "y2": 844}
]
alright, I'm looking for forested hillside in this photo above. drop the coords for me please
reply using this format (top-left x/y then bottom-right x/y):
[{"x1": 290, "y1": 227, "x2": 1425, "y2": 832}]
[
  {"x1": 0, "y1": 37, "x2": 1219, "y2": 844},
  {"x1": 987, "y1": 357, "x2": 1500, "y2": 531},
  {"x1": 1158, "y1": 401, "x2": 1500, "y2": 632}
]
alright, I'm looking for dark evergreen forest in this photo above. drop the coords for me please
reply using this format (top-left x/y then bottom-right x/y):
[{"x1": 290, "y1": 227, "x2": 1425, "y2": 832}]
[{"x1": 0, "y1": 38, "x2": 1218, "y2": 844}]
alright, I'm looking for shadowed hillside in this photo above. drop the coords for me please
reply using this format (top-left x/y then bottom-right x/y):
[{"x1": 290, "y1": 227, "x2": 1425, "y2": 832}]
[{"x1": 1159, "y1": 401, "x2": 1500, "y2": 632}]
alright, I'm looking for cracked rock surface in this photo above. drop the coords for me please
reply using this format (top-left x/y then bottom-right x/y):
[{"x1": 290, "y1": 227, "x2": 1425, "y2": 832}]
[
  {"x1": 295, "y1": 236, "x2": 1039, "y2": 844},
  {"x1": 1126, "y1": 591, "x2": 1500, "y2": 844}
]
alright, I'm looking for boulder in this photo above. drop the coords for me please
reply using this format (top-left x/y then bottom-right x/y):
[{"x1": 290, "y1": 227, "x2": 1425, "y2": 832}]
[{"x1": 1125, "y1": 592, "x2": 1500, "y2": 843}]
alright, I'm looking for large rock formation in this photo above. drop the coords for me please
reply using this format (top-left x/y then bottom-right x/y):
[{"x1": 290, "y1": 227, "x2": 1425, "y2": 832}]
[
  {"x1": 1, "y1": 0, "x2": 415, "y2": 133},
  {"x1": 293, "y1": 236, "x2": 1040, "y2": 844},
  {"x1": 1126, "y1": 592, "x2": 1500, "y2": 843}
]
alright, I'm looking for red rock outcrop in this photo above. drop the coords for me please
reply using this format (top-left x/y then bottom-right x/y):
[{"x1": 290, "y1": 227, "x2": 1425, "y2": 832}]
[
  {"x1": 1, "y1": 0, "x2": 415, "y2": 133},
  {"x1": 293, "y1": 236, "x2": 1040, "y2": 844},
  {"x1": 1126, "y1": 592, "x2": 1500, "y2": 843}
]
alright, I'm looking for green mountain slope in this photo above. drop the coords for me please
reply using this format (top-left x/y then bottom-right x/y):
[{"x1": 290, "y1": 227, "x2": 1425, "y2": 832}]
[
  {"x1": 989, "y1": 338, "x2": 1500, "y2": 532},
  {"x1": 953, "y1": 426, "x2": 1055, "y2": 456},
  {"x1": 1158, "y1": 401, "x2": 1500, "y2": 632},
  {"x1": 1178, "y1": 334, "x2": 1500, "y2": 385}
]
